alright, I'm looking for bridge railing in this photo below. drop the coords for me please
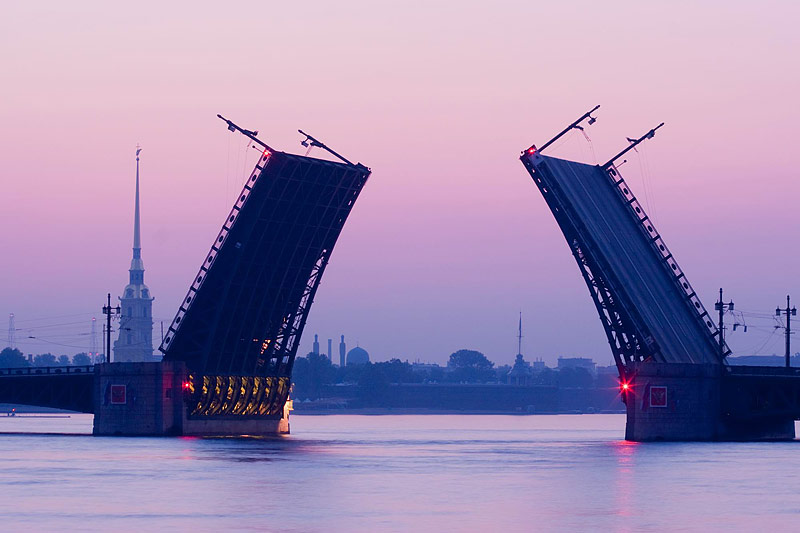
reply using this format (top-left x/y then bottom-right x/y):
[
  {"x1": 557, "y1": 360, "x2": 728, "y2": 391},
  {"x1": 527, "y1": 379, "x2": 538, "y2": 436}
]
[{"x1": 0, "y1": 365, "x2": 94, "y2": 376}]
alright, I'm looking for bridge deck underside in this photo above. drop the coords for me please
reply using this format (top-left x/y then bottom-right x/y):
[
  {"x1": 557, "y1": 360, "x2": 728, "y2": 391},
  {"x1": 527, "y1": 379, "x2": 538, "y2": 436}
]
[
  {"x1": 523, "y1": 154, "x2": 720, "y2": 365},
  {"x1": 162, "y1": 151, "x2": 370, "y2": 380},
  {"x1": 0, "y1": 373, "x2": 94, "y2": 413}
]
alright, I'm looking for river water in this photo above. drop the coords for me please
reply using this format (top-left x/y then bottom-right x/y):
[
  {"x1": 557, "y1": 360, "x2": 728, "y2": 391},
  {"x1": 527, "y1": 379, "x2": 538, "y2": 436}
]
[{"x1": 0, "y1": 414, "x2": 798, "y2": 531}]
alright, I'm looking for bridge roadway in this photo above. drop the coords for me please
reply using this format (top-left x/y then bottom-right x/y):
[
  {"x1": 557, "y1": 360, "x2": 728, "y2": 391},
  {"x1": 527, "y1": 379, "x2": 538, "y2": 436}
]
[{"x1": 0, "y1": 366, "x2": 94, "y2": 414}]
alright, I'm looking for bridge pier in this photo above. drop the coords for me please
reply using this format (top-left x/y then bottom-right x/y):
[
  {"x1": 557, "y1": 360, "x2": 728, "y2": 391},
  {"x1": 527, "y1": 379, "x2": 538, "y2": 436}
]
[
  {"x1": 624, "y1": 363, "x2": 796, "y2": 441},
  {"x1": 92, "y1": 362, "x2": 289, "y2": 437}
]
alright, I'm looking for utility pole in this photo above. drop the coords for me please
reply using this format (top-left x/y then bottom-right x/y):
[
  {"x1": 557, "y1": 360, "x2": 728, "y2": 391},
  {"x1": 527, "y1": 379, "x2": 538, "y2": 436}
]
[
  {"x1": 776, "y1": 295, "x2": 797, "y2": 368},
  {"x1": 102, "y1": 293, "x2": 121, "y2": 364},
  {"x1": 715, "y1": 288, "x2": 734, "y2": 360}
]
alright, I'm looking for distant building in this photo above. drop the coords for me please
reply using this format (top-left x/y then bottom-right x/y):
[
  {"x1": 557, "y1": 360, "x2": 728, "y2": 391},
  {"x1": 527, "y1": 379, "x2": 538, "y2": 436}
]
[
  {"x1": 557, "y1": 357, "x2": 596, "y2": 374},
  {"x1": 313, "y1": 334, "x2": 320, "y2": 356},
  {"x1": 339, "y1": 335, "x2": 346, "y2": 367},
  {"x1": 507, "y1": 354, "x2": 532, "y2": 385},
  {"x1": 114, "y1": 147, "x2": 154, "y2": 363},
  {"x1": 411, "y1": 362, "x2": 442, "y2": 373},
  {"x1": 346, "y1": 346, "x2": 370, "y2": 366},
  {"x1": 531, "y1": 357, "x2": 547, "y2": 372}
]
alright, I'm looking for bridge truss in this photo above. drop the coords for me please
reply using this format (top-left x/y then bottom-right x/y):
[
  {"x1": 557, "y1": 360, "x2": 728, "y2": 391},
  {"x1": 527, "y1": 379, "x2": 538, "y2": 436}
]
[
  {"x1": 160, "y1": 120, "x2": 371, "y2": 418},
  {"x1": 520, "y1": 109, "x2": 727, "y2": 376}
]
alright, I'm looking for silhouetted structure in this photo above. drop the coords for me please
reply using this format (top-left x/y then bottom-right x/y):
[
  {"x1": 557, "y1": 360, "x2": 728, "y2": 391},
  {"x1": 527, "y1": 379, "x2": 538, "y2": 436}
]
[
  {"x1": 0, "y1": 117, "x2": 371, "y2": 436},
  {"x1": 156, "y1": 117, "x2": 371, "y2": 428},
  {"x1": 521, "y1": 106, "x2": 800, "y2": 440},
  {"x1": 114, "y1": 146, "x2": 155, "y2": 362}
]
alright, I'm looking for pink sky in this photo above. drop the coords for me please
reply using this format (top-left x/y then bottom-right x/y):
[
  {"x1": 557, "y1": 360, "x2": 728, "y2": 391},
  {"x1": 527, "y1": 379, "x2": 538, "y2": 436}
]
[{"x1": 2, "y1": 1, "x2": 799, "y2": 365}]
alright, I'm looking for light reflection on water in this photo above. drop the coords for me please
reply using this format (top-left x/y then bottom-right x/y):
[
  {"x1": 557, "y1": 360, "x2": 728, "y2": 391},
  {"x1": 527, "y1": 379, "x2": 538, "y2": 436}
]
[{"x1": 0, "y1": 414, "x2": 798, "y2": 531}]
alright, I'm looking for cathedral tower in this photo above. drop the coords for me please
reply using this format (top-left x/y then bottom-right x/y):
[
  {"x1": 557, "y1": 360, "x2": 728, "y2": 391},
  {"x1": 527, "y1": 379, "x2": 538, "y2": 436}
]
[{"x1": 114, "y1": 146, "x2": 155, "y2": 362}]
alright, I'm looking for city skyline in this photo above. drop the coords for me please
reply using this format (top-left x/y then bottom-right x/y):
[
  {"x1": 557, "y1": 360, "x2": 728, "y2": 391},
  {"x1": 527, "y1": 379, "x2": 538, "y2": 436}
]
[{"x1": 3, "y1": 2, "x2": 800, "y2": 366}]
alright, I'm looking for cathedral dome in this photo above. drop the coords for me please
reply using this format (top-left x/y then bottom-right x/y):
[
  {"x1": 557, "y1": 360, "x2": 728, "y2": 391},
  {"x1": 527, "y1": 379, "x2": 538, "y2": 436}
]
[{"x1": 346, "y1": 346, "x2": 370, "y2": 366}]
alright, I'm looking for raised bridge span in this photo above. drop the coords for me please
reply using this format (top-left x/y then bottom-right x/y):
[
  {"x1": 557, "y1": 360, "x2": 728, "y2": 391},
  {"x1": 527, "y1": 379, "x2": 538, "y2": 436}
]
[
  {"x1": 0, "y1": 117, "x2": 371, "y2": 436},
  {"x1": 521, "y1": 107, "x2": 800, "y2": 440}
]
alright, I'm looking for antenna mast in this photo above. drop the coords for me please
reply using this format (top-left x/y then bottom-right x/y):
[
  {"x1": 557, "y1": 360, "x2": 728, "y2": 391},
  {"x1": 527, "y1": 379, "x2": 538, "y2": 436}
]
[
  {"x1": 517, "y1": 311, "x2": 523, "y2": 355},
  {"x1": 7, "y1": 313, "x2": 15, "y2": 350},
  {"x1": 90, "y1": 317, "x2": 98, "y2": 363}
]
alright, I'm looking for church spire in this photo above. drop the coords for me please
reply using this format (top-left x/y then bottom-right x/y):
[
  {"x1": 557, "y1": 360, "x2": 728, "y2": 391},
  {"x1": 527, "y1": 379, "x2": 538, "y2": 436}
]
[
  {"x1": 130, "y1": 145, "x2": 145, "y2": 282},
  {"x1": 134, "y1": 145, "x2": 141, "y2": 253}
]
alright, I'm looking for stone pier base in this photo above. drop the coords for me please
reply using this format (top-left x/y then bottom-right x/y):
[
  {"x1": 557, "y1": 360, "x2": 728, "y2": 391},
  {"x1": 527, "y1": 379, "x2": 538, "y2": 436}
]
[
  {"x1": 92, "y1": 362, "x2": 289, "y2": 437},
  {"x1": 624, "y1": 362, "x2": 796, "y2": 441}
]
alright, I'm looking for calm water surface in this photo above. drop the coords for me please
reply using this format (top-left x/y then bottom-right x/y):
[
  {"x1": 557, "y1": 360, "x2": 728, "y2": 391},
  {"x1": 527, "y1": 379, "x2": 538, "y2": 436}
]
[{"x1": 0, "y1": 414, "x2": 798, "y2": 532}]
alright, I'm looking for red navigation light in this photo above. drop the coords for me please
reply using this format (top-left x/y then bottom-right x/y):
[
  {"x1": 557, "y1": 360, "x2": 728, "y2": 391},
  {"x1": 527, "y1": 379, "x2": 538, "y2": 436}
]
[
  {"x1": 621, "y1": 382, "x2": 630, "y2": 392},
  {"x1": 262, "y1": 149, "x2": 271, "y2": 159},
  {"x1": 528, "y1": 147, "x2": 536, "y2": 155},
  {"x1": 182, "y1": 381, "x2": 191, "y2": 390}
]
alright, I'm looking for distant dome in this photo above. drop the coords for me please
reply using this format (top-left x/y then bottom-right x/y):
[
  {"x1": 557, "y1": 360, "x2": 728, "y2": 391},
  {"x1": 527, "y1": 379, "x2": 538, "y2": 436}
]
[{"x1": 346, "y1": 346, "x2": 370, "y2": 366}]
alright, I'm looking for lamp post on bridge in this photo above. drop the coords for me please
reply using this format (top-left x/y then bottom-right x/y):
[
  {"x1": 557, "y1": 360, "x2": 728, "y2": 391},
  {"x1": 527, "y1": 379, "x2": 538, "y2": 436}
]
[{"x1": 776, "y1": 295, "x2": 796, "y2": 368}]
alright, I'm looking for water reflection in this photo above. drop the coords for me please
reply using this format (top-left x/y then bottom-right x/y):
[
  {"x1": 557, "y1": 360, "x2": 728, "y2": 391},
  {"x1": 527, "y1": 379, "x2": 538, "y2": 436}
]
[{"x1": 0, "y1": 414, "x2": 797, "y2": 531}]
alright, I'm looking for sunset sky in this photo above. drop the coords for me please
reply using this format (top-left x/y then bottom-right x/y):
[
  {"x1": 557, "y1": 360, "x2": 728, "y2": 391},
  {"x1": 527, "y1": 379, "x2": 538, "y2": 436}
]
[{"x1": 2, "y1": 1, "x2": 799, "y2": 365}]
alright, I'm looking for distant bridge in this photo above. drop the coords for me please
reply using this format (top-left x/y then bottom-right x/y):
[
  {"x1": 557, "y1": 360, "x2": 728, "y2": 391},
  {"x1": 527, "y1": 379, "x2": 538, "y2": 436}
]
[{"x1": 0, "y1": 366, "x2": 93, "y2": 413}]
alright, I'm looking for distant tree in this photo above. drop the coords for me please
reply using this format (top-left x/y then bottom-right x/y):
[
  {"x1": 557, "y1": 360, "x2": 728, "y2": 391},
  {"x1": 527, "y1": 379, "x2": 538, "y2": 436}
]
[
  {"x1": 291, "y1": 352, "x2": 336, "y2": 400},
  {"x1": 72, "y1": 353, "x2": 92, "y2": 366},
  {"x1": 495, "y1": 364, "x2": 511, "y2": 382},
  {"x1": 558, "y1": 367, "x2": 594, "y2": 388},
  {"x1": 33, "y1": 353, "x2": 57, "y2": 367},
  {"x1": 357, "y1": 362, "x2": 390, "y2": 405},
  {"x1": 532, "y1": 367, "x2": 556, "y2": 387},
  {"x1": 57, "y1": 355, "x2": 71, "y2": 366},
  {"x1": 0, "y1": 347, "x2": 29, "y2": 367},
  {"x1": 447, "y1": 349, "x2": 495, "y2": 383},
  {"x1": 428, "y1": 366, "x2": 445, "y2": 383},
  {"x1": 372, "y1": 359, "x2": 421, "y2": 384}
]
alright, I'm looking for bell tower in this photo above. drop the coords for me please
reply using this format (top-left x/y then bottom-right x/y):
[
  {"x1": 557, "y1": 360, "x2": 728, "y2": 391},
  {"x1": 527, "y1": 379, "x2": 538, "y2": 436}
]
[{"x1": 114, "y1": 145, "x2": 155, "y2": 362}]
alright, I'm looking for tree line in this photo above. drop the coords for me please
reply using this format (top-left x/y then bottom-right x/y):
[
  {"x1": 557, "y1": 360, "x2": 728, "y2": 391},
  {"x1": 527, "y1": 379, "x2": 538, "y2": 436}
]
[
  {"x1": 0, "y1": 347, "x2": 94, "y2": 368},
  {"x1": 292, "y1": 349, "x2": 605, "y2": 401}
]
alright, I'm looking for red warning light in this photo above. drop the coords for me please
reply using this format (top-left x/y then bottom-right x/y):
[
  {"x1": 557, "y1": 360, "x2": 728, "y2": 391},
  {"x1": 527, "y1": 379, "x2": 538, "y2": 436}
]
[
  {"x1": 182, "y1": 381, "x2": 191, "y2": 390},
  {"x1": 262, "y1": 149, "x2": 271, "y2": 159},
  {"x1": 620, "y1": 382, "x2": 630, "y2": 392},
  {"x1": 528, "y1": 147, "x2": 536, "y2": 154}
]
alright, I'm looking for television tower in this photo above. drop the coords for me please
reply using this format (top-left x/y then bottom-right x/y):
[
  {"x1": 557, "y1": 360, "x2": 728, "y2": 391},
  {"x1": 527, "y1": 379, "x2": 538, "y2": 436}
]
[
  {"x1": 7, "y1": 313, "x2": 15, "y2": 349},
  {"x1": 90, "y1": 317, "x2": 98, "y2": 362}
]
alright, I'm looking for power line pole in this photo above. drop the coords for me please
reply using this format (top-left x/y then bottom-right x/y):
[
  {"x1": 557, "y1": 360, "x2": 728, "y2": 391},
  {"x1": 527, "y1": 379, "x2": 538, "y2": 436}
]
[
  {"x1": 715, "y1": 288, "x2": 734, "y2": 360},
  {"x1": 102, "y1": 293, "x2": 121, "y2": 364},
  {"x1": 776, "y1": 295, "x2": 796, "y2": 368}
]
